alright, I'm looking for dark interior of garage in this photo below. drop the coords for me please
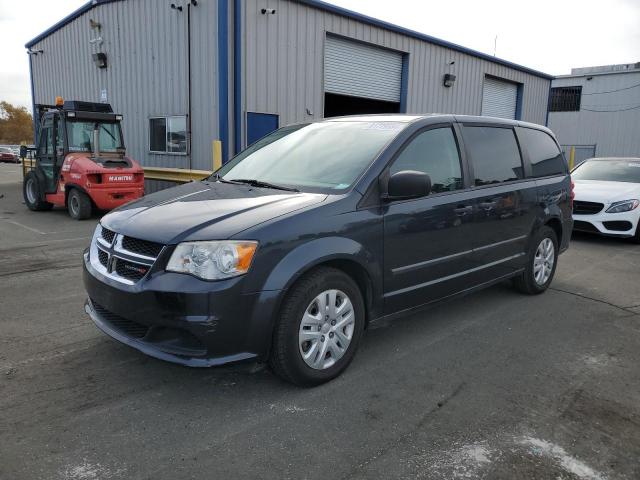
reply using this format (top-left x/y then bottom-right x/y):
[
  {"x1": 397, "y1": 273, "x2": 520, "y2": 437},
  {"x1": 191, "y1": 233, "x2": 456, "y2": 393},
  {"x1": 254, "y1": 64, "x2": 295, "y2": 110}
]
[{"x1": 324, "y1": 93, "x2": 401, "y2": 117}]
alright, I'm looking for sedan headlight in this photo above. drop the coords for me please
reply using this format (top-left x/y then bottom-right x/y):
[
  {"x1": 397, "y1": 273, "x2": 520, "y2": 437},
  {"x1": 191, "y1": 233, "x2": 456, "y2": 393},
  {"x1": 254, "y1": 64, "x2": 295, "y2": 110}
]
[
  {"x1": 167, "y1": 241, "x2": 258, "y2": 280},
  {"x1": 605, "y1": 199, "x2": 639, "y2": 213}
]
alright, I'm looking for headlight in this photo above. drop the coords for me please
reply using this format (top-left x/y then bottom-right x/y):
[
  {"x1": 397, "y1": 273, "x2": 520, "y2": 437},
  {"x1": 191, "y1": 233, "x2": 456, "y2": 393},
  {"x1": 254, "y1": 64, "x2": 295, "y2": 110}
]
[
  {"x1": 605, "y1": 199, "x2": 639, "y2": 213},
  {"x1": 167, "y1": 241, "x2": 258, "y2": 280}
]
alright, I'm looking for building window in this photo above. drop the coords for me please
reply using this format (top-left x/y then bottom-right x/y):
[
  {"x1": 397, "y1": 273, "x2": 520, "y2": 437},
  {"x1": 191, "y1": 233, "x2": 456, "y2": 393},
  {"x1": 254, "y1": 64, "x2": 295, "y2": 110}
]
[
  {"x1": 549, "y1": 87, "x2": 582, "y2": 112},
  {"x1": 149, "y1": 116, "x2": 187, "y2": 154}
]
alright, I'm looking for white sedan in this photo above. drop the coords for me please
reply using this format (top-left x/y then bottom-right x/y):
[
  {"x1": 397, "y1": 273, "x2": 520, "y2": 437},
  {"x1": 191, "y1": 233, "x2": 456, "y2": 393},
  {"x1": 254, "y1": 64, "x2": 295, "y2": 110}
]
[{"x1": 572, "y1": 157, "x2": 640, "y2": 242}]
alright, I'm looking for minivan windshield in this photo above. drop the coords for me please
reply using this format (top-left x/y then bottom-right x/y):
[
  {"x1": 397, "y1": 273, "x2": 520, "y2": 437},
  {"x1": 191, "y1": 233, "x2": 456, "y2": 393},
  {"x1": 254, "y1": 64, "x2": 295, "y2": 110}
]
[
  {"x1": 67, "y1": 121, "x2": 124, "y2": 153},
  {"x1": 215, "y1": 121, "x2": 405, "y2": 192},
  {"x1": 572, "y1": 159, "x2": 640, "y2": 183}
]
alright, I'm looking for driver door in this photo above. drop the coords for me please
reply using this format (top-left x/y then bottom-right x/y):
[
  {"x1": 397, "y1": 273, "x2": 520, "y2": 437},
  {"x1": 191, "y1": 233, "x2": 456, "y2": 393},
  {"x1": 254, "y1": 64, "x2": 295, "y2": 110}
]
[
  {"x1": 37, "y1": 114, "x2": 61, "y2": 193},
  {"x1": 383, "y1": 125, "x2": 477, "y2": 313}
]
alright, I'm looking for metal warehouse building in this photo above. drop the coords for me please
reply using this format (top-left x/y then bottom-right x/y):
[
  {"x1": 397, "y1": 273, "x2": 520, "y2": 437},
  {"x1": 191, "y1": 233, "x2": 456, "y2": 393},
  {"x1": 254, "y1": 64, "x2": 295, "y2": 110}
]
[
  {"x1": 26, "y1": 0, "x2": 553, "y2": 183},
  {"x1": 548, "y1": 62, "x2": 640, "y2": 165}
]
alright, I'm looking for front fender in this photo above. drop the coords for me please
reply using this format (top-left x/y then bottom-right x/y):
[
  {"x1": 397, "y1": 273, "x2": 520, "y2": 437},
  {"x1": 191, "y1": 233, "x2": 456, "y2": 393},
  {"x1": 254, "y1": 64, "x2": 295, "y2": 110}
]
[
  {"x1": 262, "y1": 236, "x2": 381, "y2": 293},
  {"x1": 249, "y1": 236, "x2": 383, "y2": 360}
]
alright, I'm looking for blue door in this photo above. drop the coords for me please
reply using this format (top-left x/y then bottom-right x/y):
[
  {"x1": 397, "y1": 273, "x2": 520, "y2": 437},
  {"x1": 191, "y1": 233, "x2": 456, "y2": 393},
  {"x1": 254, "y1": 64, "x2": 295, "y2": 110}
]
[{"x1": 246, "y1": 112, "x2": 279, "y2": 146}]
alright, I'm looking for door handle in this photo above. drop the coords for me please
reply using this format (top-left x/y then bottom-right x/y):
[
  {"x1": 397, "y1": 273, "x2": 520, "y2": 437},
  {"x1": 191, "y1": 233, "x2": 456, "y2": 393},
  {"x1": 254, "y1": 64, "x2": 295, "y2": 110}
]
[
  {"x1": 479, "y1": 200, "x2": 498, "y2": 210},
  {"x1": 454, "y1": 205, "x2": 473, "y2": 216}
]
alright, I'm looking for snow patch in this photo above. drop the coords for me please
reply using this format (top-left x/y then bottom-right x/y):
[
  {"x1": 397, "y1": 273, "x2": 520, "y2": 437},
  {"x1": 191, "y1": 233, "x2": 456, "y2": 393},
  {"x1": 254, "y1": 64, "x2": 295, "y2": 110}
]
[
  {"x1": 63, "y1": 460, "x2": 125, "y2": 480},
  {"x1": 519, "y1": 436, "x2": 606, "y2": 480}
]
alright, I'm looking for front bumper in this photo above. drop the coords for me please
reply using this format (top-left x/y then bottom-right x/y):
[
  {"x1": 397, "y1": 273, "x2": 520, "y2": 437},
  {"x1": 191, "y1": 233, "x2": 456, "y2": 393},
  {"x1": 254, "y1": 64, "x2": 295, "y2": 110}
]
[
  {"x1": 572, "y1": 210, "x2": 639, "y2": 237},
  {"x1": 83, "y1": 251, "x2": 280, "y2": 366}
]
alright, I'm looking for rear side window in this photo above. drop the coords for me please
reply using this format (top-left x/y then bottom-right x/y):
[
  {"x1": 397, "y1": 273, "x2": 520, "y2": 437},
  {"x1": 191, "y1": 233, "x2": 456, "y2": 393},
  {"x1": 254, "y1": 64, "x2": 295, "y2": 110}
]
[
  {"x1": 463, "y1": 126, "x2": 523, "y2": 186},
  {"x1": 389, "y1": 127, "x2": 463, "y2": 193},
  {"x1": 517, "y1": 128, "x2": 566, "y2": 177}
]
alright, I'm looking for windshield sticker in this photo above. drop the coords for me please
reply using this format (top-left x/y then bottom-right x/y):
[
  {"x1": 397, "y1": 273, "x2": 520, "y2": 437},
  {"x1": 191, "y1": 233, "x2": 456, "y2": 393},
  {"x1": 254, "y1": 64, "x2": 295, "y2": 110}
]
[{"x1": 366, "y1": 122, "x2": 404, "y2": 131}]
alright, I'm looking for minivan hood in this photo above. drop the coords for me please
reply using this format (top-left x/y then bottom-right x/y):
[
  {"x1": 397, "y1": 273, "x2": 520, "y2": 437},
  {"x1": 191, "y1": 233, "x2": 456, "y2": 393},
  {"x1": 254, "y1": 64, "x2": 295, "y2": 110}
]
[
  {"x1": 573, "y1": 180, "x2": 640, "y2": 204},
  {"x1": 102, "y1": 181, "x2": 327, "y2": 244}
]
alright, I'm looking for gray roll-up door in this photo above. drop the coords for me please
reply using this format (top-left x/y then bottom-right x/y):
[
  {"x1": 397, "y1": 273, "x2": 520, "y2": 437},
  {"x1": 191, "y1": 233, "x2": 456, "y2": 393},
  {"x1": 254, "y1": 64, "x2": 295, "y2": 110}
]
[
  {"x1": 481, "y1": 77, "x2": 518, "y2": 119},
  {"x1": 325, "y1": 35, "x2": 403, "y2": 103}
]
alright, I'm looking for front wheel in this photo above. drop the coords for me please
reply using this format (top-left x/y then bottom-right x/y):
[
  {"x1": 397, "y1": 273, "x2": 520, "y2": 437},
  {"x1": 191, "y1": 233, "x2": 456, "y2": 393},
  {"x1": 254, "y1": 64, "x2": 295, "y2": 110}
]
[
  {"x1": 23, "y1": 171, "x2": 53, "y2": 211},
  {"x1": 270, "y1": 267, "x2": 365, "y2": 387},
  {"x1": 513, "y1": 226, "x2": 558, "y2": 295}
]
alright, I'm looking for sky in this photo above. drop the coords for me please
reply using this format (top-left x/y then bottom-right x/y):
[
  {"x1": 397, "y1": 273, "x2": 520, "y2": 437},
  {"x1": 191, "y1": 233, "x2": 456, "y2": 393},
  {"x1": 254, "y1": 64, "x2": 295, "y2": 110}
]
[{"x1": 1, "y1": 0, "x2": 639, "y2": 111}]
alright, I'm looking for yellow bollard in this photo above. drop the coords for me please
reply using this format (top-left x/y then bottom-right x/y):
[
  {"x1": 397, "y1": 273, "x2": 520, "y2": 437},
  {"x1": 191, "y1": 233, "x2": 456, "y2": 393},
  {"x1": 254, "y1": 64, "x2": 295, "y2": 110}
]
[
  {"x1": 212, "y1": 140, "x2": 222, "y2": 171},
  {"x1": 569, "y1": 146, "x2": 575, "y2": 171}
]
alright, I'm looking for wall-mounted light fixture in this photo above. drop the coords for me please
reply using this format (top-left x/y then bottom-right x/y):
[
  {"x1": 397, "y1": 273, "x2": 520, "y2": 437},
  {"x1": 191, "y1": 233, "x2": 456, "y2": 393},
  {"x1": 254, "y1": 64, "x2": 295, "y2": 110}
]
[
  {"x1": 443, "y1": 73, "x2": 456, "y2": 88},
  {"x1": 261, "y1": 8, "x2": 276, "y2": 14},
  {"x1": 27, "y1": 49, "x2": 44, "y2": 56},
  {"x1": 170, "y1": 3, "x2": 183, "y2": 11},
  {"x1": 92, "y1": 52, "x2": 108, "y2": 69}
]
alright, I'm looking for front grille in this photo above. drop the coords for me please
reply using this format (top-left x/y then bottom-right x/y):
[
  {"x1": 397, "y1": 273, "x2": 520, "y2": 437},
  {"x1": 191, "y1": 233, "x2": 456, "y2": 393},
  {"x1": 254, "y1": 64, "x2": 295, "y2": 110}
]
[
  {"x1": 92, "y1": 300, "x2": 150, "y2": 339},
  {"x1": 573, "y1": 200, "x2": 604, "y2": 215},
  {"x1": 94, "y1": 225, "x2": 165, "y2": 284},
  {"x1": 115, "y1": 259, "x2": 150, "y2": 281},
  {"x1": 98, "y1": 249, "x2": 109, "y2": 268},
  {"x1": 122, "y1": 236, "x2": 164, "y2": 258},
  {"x1": 101, "y1": 227, "x2": 116, "y2": 244},
  {"x1": 603, "y1": 221, "x2": 633, "y2": 232},
  {"x1": 573, "y1": 220, "x2": 599, "y2": 233}
]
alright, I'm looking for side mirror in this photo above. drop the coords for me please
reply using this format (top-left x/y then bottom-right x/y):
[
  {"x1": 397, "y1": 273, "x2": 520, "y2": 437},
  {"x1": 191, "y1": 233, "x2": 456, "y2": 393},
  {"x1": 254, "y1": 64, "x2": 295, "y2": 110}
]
[{"x1": 385, "y1": 170, "x2": 431, "y2": 201}]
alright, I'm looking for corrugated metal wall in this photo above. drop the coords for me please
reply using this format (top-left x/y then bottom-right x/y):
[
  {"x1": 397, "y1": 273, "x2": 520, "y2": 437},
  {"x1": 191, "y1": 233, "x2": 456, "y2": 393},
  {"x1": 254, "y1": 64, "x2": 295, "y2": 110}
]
[
  {"x1": 548, "y1": 71, "x2": 640, "y2": 157},
  {"x1": 241, "y1": 0, "x2": 550, "y2": 149},
  {"x1": 29, "y1": 0, "x2": 220, "y2": 172}
]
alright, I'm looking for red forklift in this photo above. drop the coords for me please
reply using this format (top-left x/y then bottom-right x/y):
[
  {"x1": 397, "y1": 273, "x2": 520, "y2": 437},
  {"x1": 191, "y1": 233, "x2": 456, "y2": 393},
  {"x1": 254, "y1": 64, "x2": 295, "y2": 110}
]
[{"x1": 23, "y1": 98, "x2": 144, "y2": 220}]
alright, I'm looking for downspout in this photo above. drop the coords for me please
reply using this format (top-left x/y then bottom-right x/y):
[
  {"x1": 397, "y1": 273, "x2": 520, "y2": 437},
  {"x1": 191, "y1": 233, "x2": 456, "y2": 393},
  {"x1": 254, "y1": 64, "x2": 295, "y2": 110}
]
[
  {"x1": 28, "y1": 53, "x2": 38, "y2": 145},
  {"x1": 217, "y1": 0, "x2": 229, "y2": 162},
  {"x1": 187, "y1": 1, "x2": 193, "y2": 169},
  {"x1": 233, "y1": 0, "x2": 242, "y2": 155}
]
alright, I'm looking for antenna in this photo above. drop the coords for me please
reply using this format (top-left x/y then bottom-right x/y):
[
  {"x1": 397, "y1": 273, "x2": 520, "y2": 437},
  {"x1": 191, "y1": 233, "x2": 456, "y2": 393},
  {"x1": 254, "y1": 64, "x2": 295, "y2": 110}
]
[{"x1": 494, "y1": 35, "x2": 497, "y2": 56}]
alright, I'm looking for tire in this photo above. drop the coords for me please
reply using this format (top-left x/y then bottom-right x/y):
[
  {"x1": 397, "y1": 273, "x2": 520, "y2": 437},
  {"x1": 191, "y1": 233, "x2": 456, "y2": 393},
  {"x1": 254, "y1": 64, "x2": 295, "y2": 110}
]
[
  {"x1": 67, "y1": 188, "x2": 92, "y2": 220},
  {"x1": 269, "y1": 267, "x2": 365, "y2": 387},
  {"x1": 23, "y1": 171, "x2": 53, "y2": 211},
  {"x1": 513, "y1": 226, "x2": 558, "y2": 295},
  {"x1": 632, "y1": 224, "x2": 640, "y2": 244}
]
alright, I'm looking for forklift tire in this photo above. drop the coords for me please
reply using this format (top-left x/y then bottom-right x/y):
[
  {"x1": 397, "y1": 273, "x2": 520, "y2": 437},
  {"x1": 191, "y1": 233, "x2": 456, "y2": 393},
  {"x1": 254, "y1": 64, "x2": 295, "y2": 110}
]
[
  {"x1": 67, "y1": 188, "x2": 92, "y2": 220},
  {"x1": 23, "y1": 172, "x2": 53, "y2": 212}
]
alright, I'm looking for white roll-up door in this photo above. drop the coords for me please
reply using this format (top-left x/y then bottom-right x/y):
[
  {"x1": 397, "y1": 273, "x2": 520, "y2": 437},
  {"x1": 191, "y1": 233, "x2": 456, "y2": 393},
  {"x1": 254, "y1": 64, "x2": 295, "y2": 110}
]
[
  {"x1": 481, "y1": 77, "x2": 518, "y2": 119},
  {"x1": 325, "y1": 35, "x2": 403, "y2": 103}
]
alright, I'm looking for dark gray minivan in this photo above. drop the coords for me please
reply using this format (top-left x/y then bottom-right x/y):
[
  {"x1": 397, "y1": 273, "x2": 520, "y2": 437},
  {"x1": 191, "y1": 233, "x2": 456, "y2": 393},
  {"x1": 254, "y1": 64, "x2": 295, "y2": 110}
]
[{"x1": 83, "y1": 114, "x2": 572, "y2": 386}]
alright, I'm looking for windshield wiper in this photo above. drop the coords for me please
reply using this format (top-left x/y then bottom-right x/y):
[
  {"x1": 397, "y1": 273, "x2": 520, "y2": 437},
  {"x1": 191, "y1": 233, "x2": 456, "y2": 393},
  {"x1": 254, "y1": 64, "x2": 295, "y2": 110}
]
[
  {"x1": 210, "y1": 173, "x2": 242, "y2": 185},
  {"x1": 227, "y1": 178, "x2": 300, "y2": 192}
]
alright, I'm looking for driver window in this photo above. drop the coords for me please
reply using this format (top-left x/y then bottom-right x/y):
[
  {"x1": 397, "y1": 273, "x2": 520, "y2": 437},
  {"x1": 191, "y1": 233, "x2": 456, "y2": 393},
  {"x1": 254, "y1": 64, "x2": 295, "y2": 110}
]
[
  {"x1": 54, "y1": 116, "x2": 64, "y2": 153},
  {"x1": 389, "y1": 127, "x2": 463, "y2": 193}
]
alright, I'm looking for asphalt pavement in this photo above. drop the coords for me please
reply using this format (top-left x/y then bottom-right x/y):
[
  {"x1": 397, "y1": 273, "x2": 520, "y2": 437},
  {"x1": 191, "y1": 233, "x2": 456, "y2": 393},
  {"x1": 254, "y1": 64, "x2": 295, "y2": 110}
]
[{"x1": 1, "y1": 162, "x2": 639, "y2": 480}]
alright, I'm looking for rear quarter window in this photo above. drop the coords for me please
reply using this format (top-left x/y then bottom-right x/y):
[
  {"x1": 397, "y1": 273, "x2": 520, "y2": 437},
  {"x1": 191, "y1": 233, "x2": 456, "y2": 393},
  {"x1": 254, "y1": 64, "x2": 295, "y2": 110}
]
[
  {"x1": 463, "y1": 126, "x2": 524, "y2": 186},
  {"x1": 517, "y1": 127, "x2": 566, "y2": 177}
]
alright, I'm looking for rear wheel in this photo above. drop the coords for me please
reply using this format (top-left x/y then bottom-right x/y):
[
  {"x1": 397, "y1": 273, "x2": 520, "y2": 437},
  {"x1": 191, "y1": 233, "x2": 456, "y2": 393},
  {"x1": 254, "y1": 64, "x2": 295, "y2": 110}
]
[
  {"x1": 269, "y1": 267, "x2": 365, "y2": 387},
  {"x1": 67, "y1": 188, "x2": 92, "y2": 220},
  {"x1": 23, "y1": 171, "x2": 53, "y2": 211},
  {"x1": 513, "y1": 226, "x2": 558, "y2": 295}
]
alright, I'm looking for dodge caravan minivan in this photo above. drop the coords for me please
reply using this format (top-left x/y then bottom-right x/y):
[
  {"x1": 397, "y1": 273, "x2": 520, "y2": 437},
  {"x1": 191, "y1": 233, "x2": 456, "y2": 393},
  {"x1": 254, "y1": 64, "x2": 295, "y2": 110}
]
[{"x1": 83, "y1": 114, "x2": 572, "y2": 386}]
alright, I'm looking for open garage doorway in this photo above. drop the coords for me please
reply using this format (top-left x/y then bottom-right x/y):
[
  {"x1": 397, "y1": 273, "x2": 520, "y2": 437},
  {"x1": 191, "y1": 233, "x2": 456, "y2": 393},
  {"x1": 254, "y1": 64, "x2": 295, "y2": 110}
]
[
  {"x1": 324, "y1": 35, "x2": 404, "y2": 118},
  {"x1": 324, "y1": 93, "x2": 400, "y2": 117}
]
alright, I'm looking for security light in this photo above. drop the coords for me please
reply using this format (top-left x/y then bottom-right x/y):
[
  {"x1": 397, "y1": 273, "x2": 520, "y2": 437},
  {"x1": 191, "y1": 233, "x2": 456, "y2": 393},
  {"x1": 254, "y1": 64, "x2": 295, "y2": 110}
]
[
  {"x1": 92, "y1": 52, "x2": 108, "y2": 69},
  {"x1": 443, "y1": 73, "x2": 456, "y2": 88}
]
